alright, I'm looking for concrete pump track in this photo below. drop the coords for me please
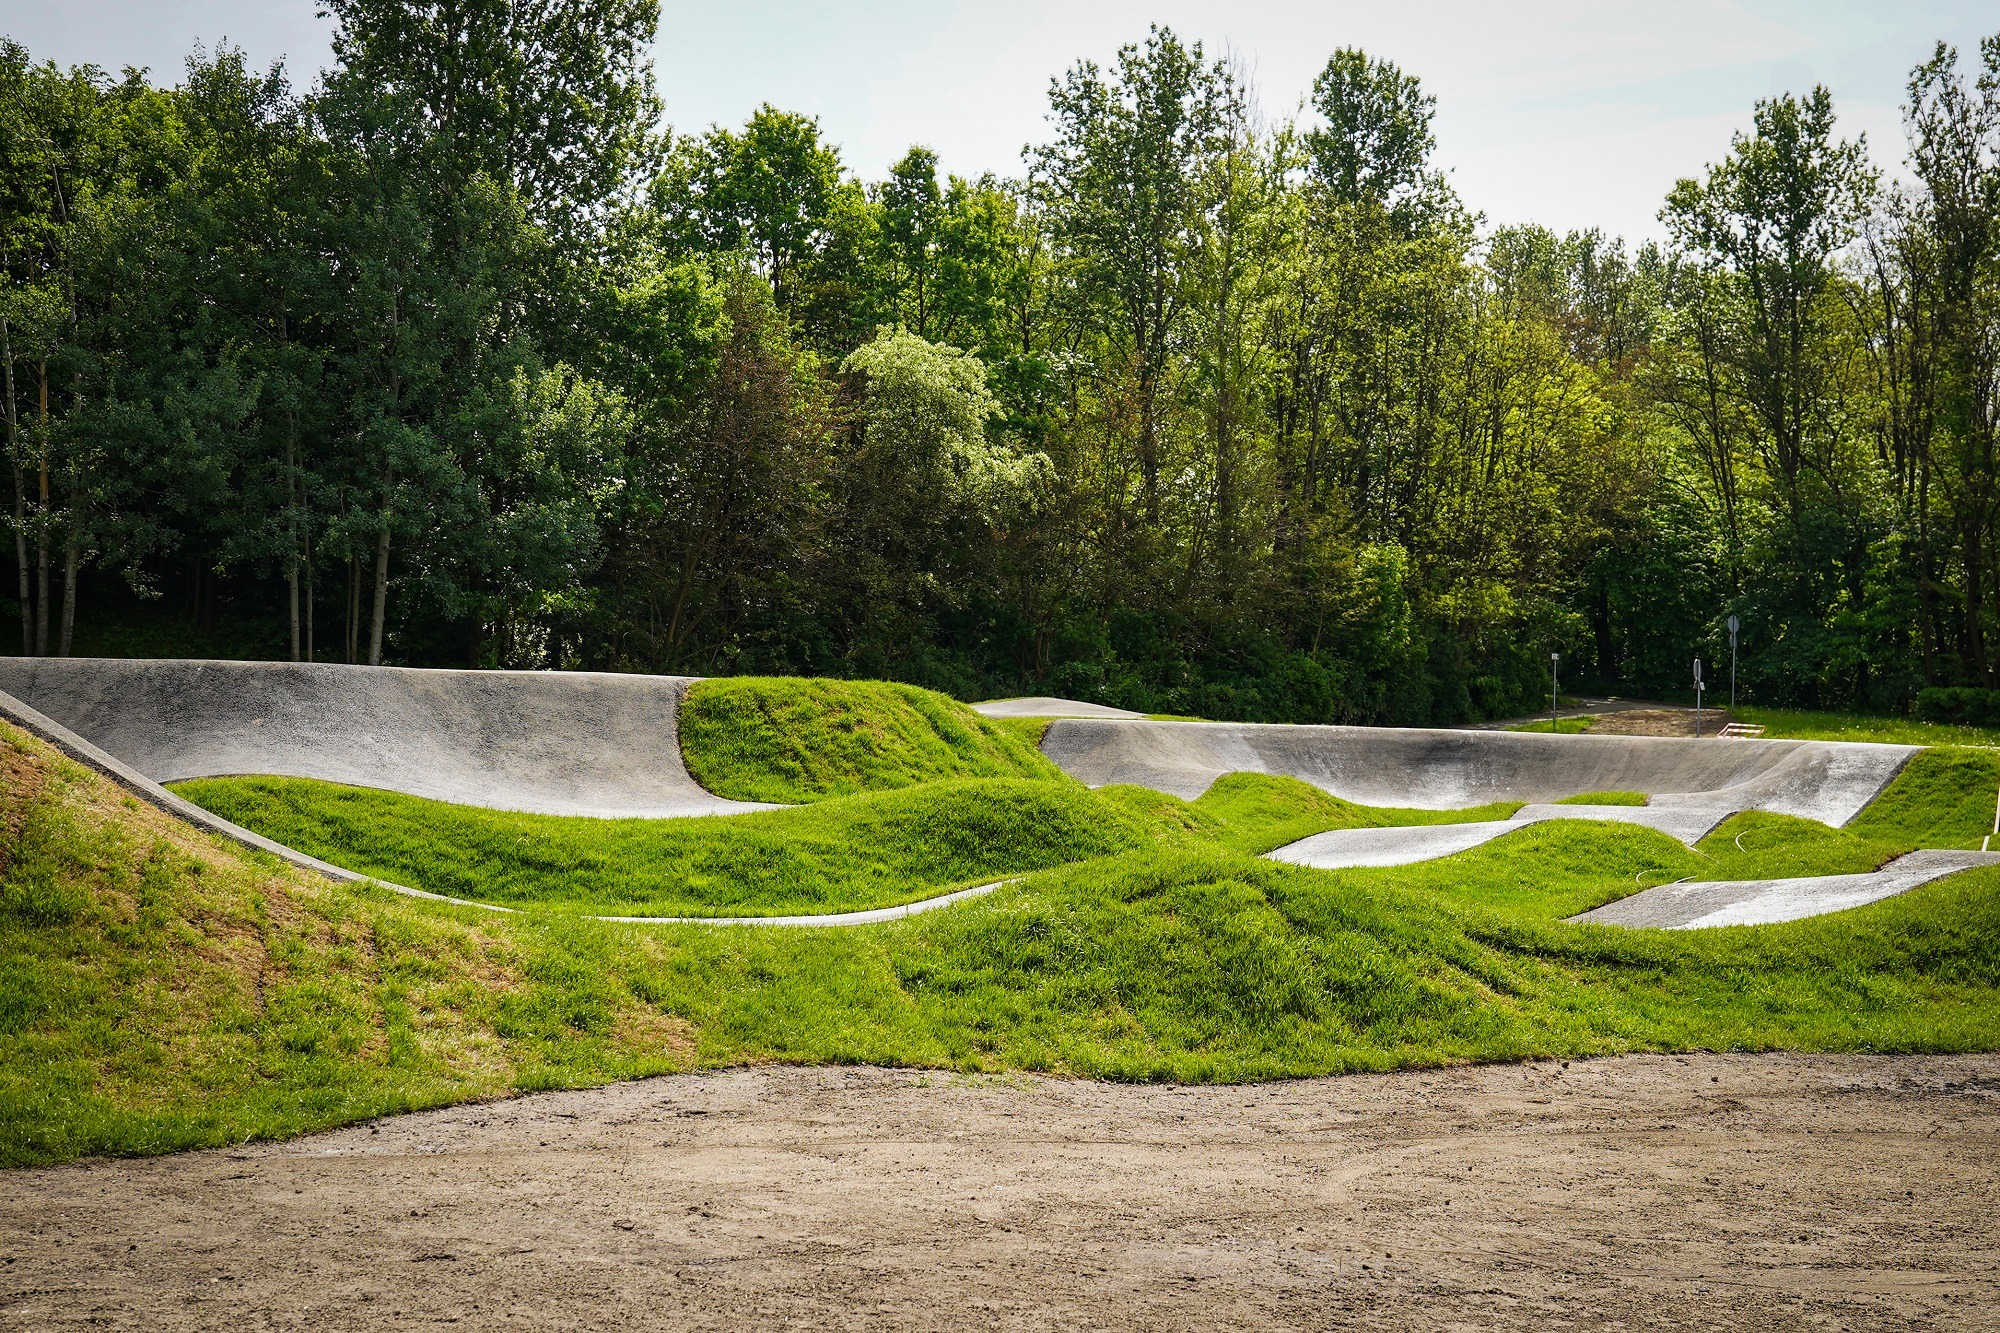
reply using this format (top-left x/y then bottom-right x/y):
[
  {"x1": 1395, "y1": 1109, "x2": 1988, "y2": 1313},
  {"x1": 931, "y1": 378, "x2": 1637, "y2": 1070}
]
[{"x1": 0, "y1": 656, "x2": 1990, "y2": 930}]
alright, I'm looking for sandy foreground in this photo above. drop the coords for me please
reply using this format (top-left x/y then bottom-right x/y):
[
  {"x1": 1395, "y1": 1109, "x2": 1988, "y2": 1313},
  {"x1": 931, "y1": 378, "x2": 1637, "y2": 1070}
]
[{"x1": 2, "y1": 1053, "x2": 1996, "y2": 1331}]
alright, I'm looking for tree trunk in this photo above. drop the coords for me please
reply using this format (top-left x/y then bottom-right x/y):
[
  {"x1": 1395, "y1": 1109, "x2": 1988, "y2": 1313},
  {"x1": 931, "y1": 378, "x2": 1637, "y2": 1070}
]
[
  {"x1": 287, "y1": 428, "x2": 300, "y2": 662},
  {"x1": 304, "y1": 534, "x2": 315, "y2": 663},
  {"x1": 35, "y1": 363, "x2": 48, "y2": 657},
  {"x1": 0, "y1": 317, "x2": 25, "y2": 656},
  {"x1": 367, "y1": 525, "x2": 390, "y2": 666},
  {"x1": 345, "y1": 555, "x2": 359, "y2": 664},
  {"x1": 57, "y1": 529, "x2": 78, "y2": 657}
]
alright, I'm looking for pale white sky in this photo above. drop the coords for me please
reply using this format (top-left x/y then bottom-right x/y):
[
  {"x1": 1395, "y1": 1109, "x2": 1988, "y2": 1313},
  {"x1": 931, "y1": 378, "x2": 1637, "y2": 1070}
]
[{"x1": 6, "y1": 1, "x2": 1997, "y2": 242}]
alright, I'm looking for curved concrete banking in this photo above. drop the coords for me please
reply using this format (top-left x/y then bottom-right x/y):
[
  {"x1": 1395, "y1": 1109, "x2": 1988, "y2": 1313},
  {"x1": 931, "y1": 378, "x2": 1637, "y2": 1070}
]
[
  {"x1": 1041, "y1": 718, "x2": 1915, "y2": 827},
  {"x1": 972, "y1": 696, "x2": 1144, "y2": 719},
  {"x1": 1266, "y1": 802, "x2": 1737, "y2": 870},
  {"x1": 0, "y1": 657, "x2": 772, "y2": 819},
  {"x1": 1569, "y1": 850, "x2": 2000, "y2": 929},
  {"x1": 0, "y1": 680, "x2": 1006, "y2": 928}
]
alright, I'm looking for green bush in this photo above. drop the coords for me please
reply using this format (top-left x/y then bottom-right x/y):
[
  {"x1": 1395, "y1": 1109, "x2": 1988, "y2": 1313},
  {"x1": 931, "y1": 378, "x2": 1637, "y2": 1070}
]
[{"x1": 1915, "y1": 687, "x2": 2000, "y2": 727}]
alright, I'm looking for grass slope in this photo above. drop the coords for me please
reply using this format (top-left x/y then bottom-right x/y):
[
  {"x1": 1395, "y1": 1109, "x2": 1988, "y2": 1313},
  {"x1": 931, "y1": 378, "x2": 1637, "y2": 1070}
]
[
  {"x1": 1555, "y1": 791, "x2": 1649, "y2": 806},
  {"x1": 175, "y1": 776, "x2": 1159, "y2": 918},
  {"x1": 1508, "y1": 718, "x2": 1595, "y2": 734},
  {"x1": 679, "y1": 677, "x2": 1062, "y2": 803},
  {"x1": 7, "y1": 723, "x2": 2000, "y2": 1168},
  {"x1": 1741, "y1": 706, "x2": 2000, "y2": 749},
  {"x1": 172, "y1": 771, "x2": 1510, "y2": 916}
]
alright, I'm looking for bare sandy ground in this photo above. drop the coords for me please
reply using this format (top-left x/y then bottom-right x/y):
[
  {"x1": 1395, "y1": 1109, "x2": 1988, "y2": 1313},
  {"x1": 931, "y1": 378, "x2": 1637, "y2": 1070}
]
[
  {"x1": 3, "y1": 1053, "x2": 1996, "y2": 1331},
  {"x1": 1587, "y1": 708, "x2": 1737, "y2": 737}
]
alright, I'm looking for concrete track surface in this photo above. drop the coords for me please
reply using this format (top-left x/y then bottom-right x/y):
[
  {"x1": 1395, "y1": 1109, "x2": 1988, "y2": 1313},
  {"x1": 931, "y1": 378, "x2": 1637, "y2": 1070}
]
[
  {"x1": 1041, "y1": 716, "x2": 1915, "y2": 823},
  {"x1": 1266, "y1": 801, "x2": 1735, "y2": 870},
  {"x1": 0, "y1": 657, "x2": 770, "y2": 818},
  {"x1": 4, "y1": 1054, "x2": 1996, "y2": 1331},
  {"x1": 970, "y1": 695, "x2": 1143, "y2": 718},
  {"x1": 1573, "y1": 848, "x2": 2000, "y2": 929}
]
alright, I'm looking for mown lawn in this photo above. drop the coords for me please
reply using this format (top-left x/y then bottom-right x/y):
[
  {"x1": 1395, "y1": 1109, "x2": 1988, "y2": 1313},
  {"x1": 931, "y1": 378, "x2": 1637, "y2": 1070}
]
[{"x1": 4, "y1": 719, "x2": 1999, "y2": 1167}]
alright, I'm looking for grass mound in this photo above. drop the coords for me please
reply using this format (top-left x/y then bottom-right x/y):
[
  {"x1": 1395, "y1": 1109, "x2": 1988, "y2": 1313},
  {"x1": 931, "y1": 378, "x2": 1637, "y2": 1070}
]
[
  {"x1": 10, "y1": 716, "x2": 2000, "y2": 1167},
  {"x1": 174, "y1": 769, "x2": 1507, "y2": 917},
  {"x1": 679, "y1": 677, "x2": 1063, "y2": 803},
  {"x1": 176, "y1": 775, "x2": 1155, "y2": 918},
  {"x1": 1846, "y1": 745, "x2": 2000, "y2": 848},
  {"x1": 1177, "y1": 773, "x2": 1518, "y2": 853},
  {"x1": 1555, "y1": 791, "x2": 1648, "y2": 806},
  {"x1": 173, "y1": 749, "x2": 2000, "y2": 921}
]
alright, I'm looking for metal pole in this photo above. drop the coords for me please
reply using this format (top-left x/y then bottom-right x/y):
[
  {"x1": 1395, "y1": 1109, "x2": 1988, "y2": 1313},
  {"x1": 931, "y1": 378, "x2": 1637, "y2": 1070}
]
[
  {"x1": 1694, "y1": 658, "x2": 1703, "y2": 739},
  {"x1": 1727, "y1": 614, "x2": 1739, "y2": 714},
  {"x1": 1551, "y1": 652, "x2": 1559, "y2": 733}
]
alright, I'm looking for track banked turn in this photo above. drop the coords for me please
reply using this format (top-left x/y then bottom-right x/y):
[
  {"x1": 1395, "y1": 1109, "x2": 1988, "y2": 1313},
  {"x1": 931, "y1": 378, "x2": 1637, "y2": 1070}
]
[
  {"x1": 0, "y1": 657, "x2": 770, "y2": 818},
  {"x1": 0, "y1": 659, "x2": 1959, "y2": 930},
  {"x1": 1039, "y1": 717, "x2": 1914, "y2": 822}
]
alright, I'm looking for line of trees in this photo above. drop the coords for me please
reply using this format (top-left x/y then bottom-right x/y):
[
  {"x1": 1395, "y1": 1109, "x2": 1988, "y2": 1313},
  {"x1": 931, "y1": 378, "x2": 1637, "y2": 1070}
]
[{"x1": 2, "y1": 5, "x2": 1998, "y2": 722}]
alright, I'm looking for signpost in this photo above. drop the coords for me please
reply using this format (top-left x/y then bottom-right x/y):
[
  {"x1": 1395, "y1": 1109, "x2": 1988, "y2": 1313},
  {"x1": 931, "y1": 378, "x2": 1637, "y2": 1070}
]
[
  {"x1": 1551, "y1": 651, "x2": 1560, "y2": 733},
  {"x1": 1694, "y1": 658, "x2": 1704, "y2": 738},
  {"x1": 1727, "y1": 614, "x2": 1740, "y2": 713}
]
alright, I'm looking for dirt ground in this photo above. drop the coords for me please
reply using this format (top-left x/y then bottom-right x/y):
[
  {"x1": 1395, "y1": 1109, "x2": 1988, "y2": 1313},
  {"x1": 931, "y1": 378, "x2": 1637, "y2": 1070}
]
[
  {"x1": 3, "y1": 1052, "x2": 1996, "y2": 1331},
  {"x1": 1586, "y1": 707, "x2": 1737, "y2": 737}
]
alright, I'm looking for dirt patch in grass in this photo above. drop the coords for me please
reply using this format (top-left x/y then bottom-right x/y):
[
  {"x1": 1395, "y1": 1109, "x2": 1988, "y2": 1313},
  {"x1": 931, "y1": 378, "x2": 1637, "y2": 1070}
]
[
  {"x1": 4, "y1": 1053, "x2": 1995, "y2": 1331},
  {"x1": 1585, "y1": 707, "x2": 1736, "y2": 737}
]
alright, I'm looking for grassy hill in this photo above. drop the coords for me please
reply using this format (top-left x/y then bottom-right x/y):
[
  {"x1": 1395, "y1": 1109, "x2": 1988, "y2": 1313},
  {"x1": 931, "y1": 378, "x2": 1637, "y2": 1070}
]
[
  {"x1": 678, "y1": 676, "x2": 1063, "y2": 803},
  {"x1": 2, "y1": 708, "x2": 1997, "y2": 1167}
]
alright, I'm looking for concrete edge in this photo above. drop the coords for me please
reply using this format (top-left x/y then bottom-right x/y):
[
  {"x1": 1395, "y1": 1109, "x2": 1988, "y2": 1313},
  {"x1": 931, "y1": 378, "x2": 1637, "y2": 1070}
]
[
  {"x1": 1834, "y1": 744, "x2": 1923, "y2": 828},
  {"x1": 592, "y1": 879, "x2": 1011, "y2": 927}
]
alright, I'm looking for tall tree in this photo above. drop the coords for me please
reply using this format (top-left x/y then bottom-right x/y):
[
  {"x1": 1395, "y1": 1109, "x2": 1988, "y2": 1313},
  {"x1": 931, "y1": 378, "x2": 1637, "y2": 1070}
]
[{"x1": 1305, "y1": 48, "x2": 1436, "y2": 213}]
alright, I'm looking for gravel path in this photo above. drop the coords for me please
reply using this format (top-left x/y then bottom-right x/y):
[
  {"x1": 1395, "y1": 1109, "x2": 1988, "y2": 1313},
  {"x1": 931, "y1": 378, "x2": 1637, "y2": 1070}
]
[{"x1": 4, "y1": 1053, "x2": 1995, "y2": 1331}]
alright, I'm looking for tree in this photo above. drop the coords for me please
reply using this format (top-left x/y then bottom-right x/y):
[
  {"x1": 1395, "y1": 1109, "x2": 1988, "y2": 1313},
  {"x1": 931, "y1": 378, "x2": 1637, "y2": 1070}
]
[
  {"x1": 1305, "y1": 48, "x2": 1436, "y2": 212},
  {"x1": 1031, "y1": 26, "x2": 1237, "y2": 528},
  {"x1": 1661, "y1": 87, "x2": 1879, "y2": 699},
  {"x1": 319, "y1": 0, "x2": 661, "y2": 240},
  {"x1": 658, "y1": 106, "x2": 846, "y2": 312}
]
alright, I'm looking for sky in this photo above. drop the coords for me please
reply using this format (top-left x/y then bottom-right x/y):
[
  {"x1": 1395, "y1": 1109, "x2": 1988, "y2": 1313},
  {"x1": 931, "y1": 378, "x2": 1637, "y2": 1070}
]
[{"x1": 5, "y1": 1, "x2": 1997, "y2": 242}]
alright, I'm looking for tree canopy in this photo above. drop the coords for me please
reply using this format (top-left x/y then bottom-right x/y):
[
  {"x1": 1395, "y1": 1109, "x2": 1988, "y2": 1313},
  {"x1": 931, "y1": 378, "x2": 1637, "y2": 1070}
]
[{"x1": 3, "y1": 14, "x2": 2000, "y2": 722}]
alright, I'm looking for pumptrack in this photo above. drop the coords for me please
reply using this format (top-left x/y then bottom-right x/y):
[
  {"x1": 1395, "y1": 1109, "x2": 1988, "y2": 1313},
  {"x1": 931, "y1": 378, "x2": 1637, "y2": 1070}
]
[{"x1": 0, "y1": 658, "x2": 1975, "y2": 929}]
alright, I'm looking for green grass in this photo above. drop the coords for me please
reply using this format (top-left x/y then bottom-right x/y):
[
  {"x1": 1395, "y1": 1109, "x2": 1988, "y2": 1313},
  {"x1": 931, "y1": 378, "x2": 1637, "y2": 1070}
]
[
  {"x1": 175, "y1": 775, "x2": 1152, "y2": 918},
  {"x1": 1846, "y1": 746, "x2": 2000, "y2": 849},
  {"x1": 678, "y1": 676, "x2": 1063, "y2": 803},
  {"x1": 984, "y1": 715, "x2": 1052, "y2": 750},
  {"x1": 1510, "y1": 717, "x2": 1595, "y2": 734},
  {"x1": 1740, "y1": 705, "x2": 2000, "y2": 749},
  {"x1": 171, "y1": 770, "x2": 1513, "y2": 916},
  {"x1": 8, "y1": 728, "x2": 2000, "y2": 1168},
  {"x1": 1555, "y1": 790, "x2": 1649, "y2": 806}
]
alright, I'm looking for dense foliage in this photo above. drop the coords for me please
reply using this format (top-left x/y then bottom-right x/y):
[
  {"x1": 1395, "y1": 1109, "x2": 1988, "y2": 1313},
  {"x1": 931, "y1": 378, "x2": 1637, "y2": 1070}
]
[{"x1": 5, "y1": 7, "x2": 2000, "y2": 721}]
